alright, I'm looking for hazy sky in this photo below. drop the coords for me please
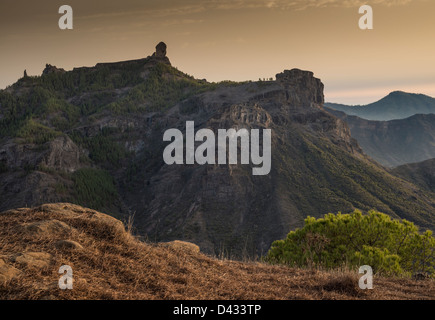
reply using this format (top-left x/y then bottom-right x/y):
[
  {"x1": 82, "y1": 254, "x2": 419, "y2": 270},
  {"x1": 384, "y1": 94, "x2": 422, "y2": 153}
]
[{"x1": 0, "y1": 0, "x2": 434, "y2": 104}]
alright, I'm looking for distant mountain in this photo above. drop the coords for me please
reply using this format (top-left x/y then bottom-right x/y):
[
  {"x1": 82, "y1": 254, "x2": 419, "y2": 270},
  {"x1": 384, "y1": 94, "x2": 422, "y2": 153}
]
[
  {"x1": 393, "y1": 158, "x2": 435, "y2": 193},
  {"x1": 325, "y1": 109, "x2": 435, "y2": 168},
  {"x1": 326, "y1": 91, "x2": 435, "y2": 121},
  {"x1": 1, "y1": 43, "x2": 435, "y2": 257}
]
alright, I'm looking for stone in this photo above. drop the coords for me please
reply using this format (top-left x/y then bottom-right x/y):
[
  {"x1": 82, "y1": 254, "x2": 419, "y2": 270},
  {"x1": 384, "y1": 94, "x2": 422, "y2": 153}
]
[
  {"x1": 54, "y1": 240, "x2": 83, "y2": 250},
  {"x1": 20, "y1": 219, "x2": 74, "y2": 236},
  {"x1": 160, "y1": 240, "x2": 200, "y2": 254},
  {"x1": 10, "y1": 252, "x2": 52, "y2": 269},
  {"x1": 0, "y1": 259, "x2": 21, "y2": 283}
]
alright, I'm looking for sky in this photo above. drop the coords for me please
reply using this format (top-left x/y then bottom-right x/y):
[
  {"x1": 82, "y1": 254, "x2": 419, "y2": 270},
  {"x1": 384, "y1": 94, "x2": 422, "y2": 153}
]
[{"x1": 0, "y1": 0, "x2": 434, "y2": 105}]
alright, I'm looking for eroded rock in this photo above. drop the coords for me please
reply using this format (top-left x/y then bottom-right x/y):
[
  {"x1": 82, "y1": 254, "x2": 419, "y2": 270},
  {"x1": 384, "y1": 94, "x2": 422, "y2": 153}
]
[
  {"x1": 0, "y1": 259, "x2": 21, "y2": 283},
  {"x1": 54, "y1": 240, "x2": 83, "y2": 251},
  {"x1": 10, "y1": 252, "x2": 52, "y2": 269},
  {"x1": 20, "y1": 219, "x2": 74, "y2": 236},
  {"x1": 160, "y1": 240, "x2": 200, "y2": 253}
]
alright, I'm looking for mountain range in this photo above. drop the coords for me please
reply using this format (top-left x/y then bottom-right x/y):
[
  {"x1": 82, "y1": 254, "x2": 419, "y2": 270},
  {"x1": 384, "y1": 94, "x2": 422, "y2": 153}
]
[
  {"x1": 1, "y1": 43, "x2": 435, "y2": 257},
  {"x1": 326, "y1": 109, "x2": 435, "y2": 168},
  {"x1": 325, "y1": 91, "x2": 435, "y2": 121}
]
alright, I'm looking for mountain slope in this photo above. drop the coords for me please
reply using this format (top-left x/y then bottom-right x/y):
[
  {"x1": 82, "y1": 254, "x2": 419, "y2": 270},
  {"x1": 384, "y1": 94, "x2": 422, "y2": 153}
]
[
  {"x1": 393, "y1": 158, "x2": 435, "y2": 193},
  {"x1": 1, "y1": 43, "x2": 435, "y2": 257},
  {"x1": 1, "y1": 203, "x2": 433, "y2": 300},
  {"x1": 325, "y1": 109, "x2": 435, "y2": 168},
  {"x1": 326, "y1": 91, "x2": 435, "y2": 121}
]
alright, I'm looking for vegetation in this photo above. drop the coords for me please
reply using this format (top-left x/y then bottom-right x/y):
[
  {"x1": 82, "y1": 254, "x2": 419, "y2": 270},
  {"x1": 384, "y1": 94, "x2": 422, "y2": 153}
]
[
  {"x1": 72, "y1": 168, "x2": 119, "y2": 212},
  {"x1": 265, "y1": 210, "x2": 435, "y2": 278},
  {"x1": 71, "y1": 128, "x2": 129, "y2": 169},
  {"x1": 16, "y1": 119, "x2": 62, "y2": 144},
  {"x1": 107, "y1": 63, "x2": 221, "y2": 114}
]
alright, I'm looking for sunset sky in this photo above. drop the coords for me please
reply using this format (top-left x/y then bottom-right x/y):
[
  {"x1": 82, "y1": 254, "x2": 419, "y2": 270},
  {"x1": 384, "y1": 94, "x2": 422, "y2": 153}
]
[{"x1": 0, "y1": 0, "x2": 434, "y2": 104}]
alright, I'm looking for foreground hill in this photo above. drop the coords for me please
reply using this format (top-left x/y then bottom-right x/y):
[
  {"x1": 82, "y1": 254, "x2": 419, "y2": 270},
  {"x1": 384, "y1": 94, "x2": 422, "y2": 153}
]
[
  {"x1": 325, "y1": 91, "x2": 435, "y2": 121},
  {"x1": 0, "y1": 203, "x2": 433, "y2": 300},
  {"x1": 325, "y1": 109, "x2": 435, "y2": 168},
  {"x1": 1, "y1": 43, "x2": 435, "y2": 257}
]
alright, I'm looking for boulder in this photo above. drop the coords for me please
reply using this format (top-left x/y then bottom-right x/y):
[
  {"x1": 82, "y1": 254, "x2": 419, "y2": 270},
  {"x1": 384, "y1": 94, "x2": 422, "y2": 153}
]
[
  {"x1": 54, "y1": 240, "x2": 83, "y2": 251},
  {"x1": 20, "y1": 219, "x2": 74, "y2": 236},
  {"x1": 0, "y1": 259, "x2": 21, "y2": 283},
  {"x1": 10, "y1": 252, "x2": 52, "y2": 269},
  {"x1": 160, "y1": 240, "x2": 200, "y2": 253}
]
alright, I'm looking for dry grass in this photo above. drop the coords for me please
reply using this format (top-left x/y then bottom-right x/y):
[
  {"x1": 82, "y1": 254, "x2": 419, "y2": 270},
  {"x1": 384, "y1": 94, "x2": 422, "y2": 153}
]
[{"x1": 0, "y1": 203, "x2": 433, "y2": 300}]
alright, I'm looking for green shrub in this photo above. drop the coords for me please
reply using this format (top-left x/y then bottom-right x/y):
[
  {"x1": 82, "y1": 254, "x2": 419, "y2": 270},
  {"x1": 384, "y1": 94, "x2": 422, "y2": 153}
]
[{"x1": 265, "y1": 210, "x2": 435, "y2": 277}]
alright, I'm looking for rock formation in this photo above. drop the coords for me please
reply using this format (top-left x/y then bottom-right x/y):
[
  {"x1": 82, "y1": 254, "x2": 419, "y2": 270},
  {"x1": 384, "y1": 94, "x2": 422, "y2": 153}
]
[
  {"x1": 276, "y1": 69, "x2": 324, "y2": 106},
  {"x1": 155, "y1": 42, "x2": 167, "y2": 58},
  {"x1": 42, "y1": 64, "x2": 66, "y2": 76},
  {"x1": 151, "y1": 41, "x2": 171, "y2": 65}
]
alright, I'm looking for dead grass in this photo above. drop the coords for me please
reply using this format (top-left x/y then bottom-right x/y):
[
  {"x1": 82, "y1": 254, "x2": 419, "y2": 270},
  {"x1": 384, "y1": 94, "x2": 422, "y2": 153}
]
[{"x1": 0, "y1": 203, "x2": 433, "y2": 300}]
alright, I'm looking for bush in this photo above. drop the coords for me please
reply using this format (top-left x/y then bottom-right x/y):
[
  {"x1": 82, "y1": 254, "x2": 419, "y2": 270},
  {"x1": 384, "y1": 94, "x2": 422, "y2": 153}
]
[{"x1": 265, "y1": 210, "x2": 435, "y2": 277}]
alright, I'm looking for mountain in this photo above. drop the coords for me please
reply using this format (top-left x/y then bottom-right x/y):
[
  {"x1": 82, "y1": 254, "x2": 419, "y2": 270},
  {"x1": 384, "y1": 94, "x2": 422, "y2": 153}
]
[
  {"x1": 325, "y1": 109, "x2": 435, "y2": 168},
  {"x1": 1, "y1": 42, "x2": 435, "y2": 257},
  {"x1": 393, "y1": 158, "x2": 435, "y2": 193},
  {"x1": 326, "y1": 91, "x2": 435, "y2": 121},
  {"x1": 2, "y1": 203, "x2": 433, "y2": 300}
]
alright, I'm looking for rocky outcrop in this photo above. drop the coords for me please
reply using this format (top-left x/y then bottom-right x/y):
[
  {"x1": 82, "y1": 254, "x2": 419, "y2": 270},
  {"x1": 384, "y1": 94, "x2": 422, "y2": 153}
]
[
  {"x1": 0, "y1": 135, "x2": 81, "y2": 172},
  {"x1": 10, "y1": 252, "x2": 52, "y2": 269},
  {"x1": 151, "y1": 41, "x2": 171, "y2": 65},
  {"x1": 276, "y1": 69, "x2": 324, "y2": 107},
  {"x1": 20, "y1": 219, "x2": 74, "y2": 236},
  {"x1": 155, "y1": 42, "x2": 167, "y2": 58},
  {"x1": 42, "y1": 64, "x2": 66, "y2": 76}
]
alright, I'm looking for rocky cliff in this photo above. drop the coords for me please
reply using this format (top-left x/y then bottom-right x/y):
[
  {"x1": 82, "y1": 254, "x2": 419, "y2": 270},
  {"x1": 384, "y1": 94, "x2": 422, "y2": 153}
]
[{"x1": 327, "y1": 109, "x2": 435, "y2": 168}]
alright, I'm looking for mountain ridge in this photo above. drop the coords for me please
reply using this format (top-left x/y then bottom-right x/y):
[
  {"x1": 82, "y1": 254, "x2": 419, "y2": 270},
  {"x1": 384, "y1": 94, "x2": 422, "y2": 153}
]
[
  {"x1": 325, "y1": 109, "x2": 435, "y2": 168},
  {"x1": 325, "y1": 91, "x2": 435, "y2": 121},
  {"x1": 1, "y1": 42, "x2": 435, "y2": 257}
]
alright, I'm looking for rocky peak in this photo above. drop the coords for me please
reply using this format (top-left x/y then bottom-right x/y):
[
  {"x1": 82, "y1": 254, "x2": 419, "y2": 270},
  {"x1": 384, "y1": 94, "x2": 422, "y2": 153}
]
[
  {"x1": 151, "y1": 42, "x2": 171, "y2": 65},
  {"x1": 42, "y1": 64, "x2": 66, "y2": 76},
  {"x1": 155, "y1": 42, "x2": 167, "y2": 58},
  {"x1": 276, "y1": 69, "x2": 324, "y2": 107}
]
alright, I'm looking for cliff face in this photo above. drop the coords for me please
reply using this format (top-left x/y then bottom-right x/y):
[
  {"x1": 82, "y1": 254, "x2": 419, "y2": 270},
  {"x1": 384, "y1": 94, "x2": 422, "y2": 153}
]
[
  {"x1": 327, "y1": 109, "x2": 435, "y2": 168},
  {"x1": 1, "y1": 46, "x2": 435, "y2": 257}
]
